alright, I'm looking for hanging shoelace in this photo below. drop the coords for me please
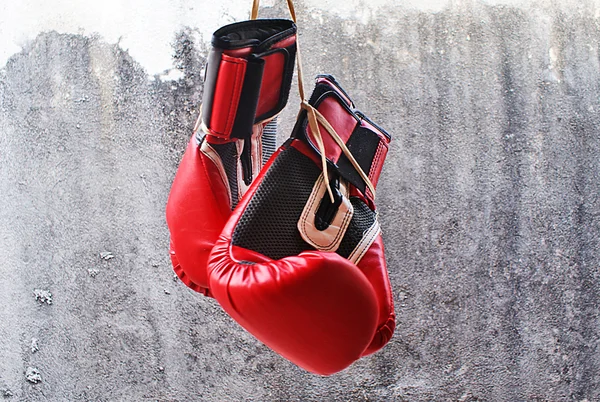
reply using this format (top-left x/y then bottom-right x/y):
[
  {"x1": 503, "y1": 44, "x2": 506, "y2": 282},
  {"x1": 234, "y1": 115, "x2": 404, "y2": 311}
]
[{"x1": 252, "y1": 0, "x2": 377, "y2": 202}]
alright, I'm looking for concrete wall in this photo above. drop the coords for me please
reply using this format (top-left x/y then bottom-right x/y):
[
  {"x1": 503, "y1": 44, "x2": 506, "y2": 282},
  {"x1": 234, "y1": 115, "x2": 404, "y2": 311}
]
[{"x1": 1, "y1": 0, "x2": 599, "y2": 400}]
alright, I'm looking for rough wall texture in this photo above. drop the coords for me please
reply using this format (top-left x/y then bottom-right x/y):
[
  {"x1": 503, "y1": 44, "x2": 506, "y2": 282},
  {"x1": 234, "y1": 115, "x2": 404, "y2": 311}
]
[{"x1": 1, "y1": 1, "x2": 600, "y2": 400}]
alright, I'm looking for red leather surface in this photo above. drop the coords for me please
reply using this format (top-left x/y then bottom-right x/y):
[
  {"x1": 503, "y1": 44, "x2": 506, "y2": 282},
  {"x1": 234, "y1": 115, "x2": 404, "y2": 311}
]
[
  {"x1": 368, "y1": 141, "x2": 388, "y2": 188},
  {"x1": 255, "y1": 51, "x2": 284, "y2": 118},
  {"x1": 209, "y1": 245, "x2": 379, "y2": 375},
  {"x1": 206, "y1": 141, "x2": 391, "y2": 374},
  {"x1": 166, "y1": 25, "x2": 297, "y2": 295},
  {"x1": 316, "y1": 75, "x2": 353, "y2": 107},
  {"x1": 361, "y1": 119, "x2": 390, "y2": 198},
  {"x1": 170, "y1": 241, "x2": 211, "y2": 296},
  {"x1": 166, "y1": 137, "x2": 231, "y2": 293},
  {"x1": 356, "y1": 235, "x2": 396, "y2": 356},
  {"x1": 208, "y1": 147, "x2": 375, "y2": 374},
  {"x1": 222, "y1": 36, "x2": 296, "y2": 122},
  {"x1": 208, "y1": 54, "x2": 247, "y2": 139},
  {"x1": 209, "y1": 228, "x2": 379, "y2": 375},
  {"x1": 223, "y1": 47, "x2": 253, "y2": 57},
  {"x1": 205, "y1": 76, "x2": 398, "y2": 373},
  {"x1": 306, "y1": 96, "x2": 357, "y2": 164},
  {"x1": 204, "y1": 135, "x2": 235, "y2": 145},
  {"x1": 271, "y1": 35, "x2": 296, "y2": 50}
]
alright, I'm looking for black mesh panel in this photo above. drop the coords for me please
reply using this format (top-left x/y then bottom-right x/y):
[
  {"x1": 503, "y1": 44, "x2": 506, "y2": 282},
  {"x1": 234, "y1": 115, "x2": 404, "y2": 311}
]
[
  {"x1": 232, "y1": 147, "x2": 319, "y2": 260},
  {"x1": 211, "y1": 142, "x2": 239, "y2": 209},
  {"x1": 336, "y1": 197, "x2": 377, "y2": 259}
]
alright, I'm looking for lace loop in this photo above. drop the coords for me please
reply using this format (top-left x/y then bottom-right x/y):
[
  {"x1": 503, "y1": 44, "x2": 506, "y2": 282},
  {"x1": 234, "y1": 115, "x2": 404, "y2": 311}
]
[
  {"x1": 252, "y1": 0, "x2": 376, "y2": 201},
  {"x1": 301, "y1": 101, "x2": 377, "y2": 201}
]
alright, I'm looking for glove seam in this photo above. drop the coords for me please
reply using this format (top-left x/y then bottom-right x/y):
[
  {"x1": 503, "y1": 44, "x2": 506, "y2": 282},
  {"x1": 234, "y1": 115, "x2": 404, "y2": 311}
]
[
  {"x1": 200, "y1": 145, "x2": 231, "y2": 224},
  {"x1": 348, "y1": 220, "x2": 380, "y2": 264},
  {"x1": 200, "y1": 141, "x2": 233, "y2": 208}
]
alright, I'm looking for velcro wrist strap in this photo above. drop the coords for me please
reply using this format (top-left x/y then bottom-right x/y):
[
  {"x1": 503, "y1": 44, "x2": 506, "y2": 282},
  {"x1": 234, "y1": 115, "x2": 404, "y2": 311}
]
[
  {"x1": 201, "y1": 52, "x2": 264, "y2": 140},
  {"x1": 200, "y1": 19, "x2": 297, "y2": 141},
  {"x1": 301, "y1": 80, "x2": 391, "y2": 196},
  {"x1": 338, "y1": 113, "x2": 390, "y2": 196}
]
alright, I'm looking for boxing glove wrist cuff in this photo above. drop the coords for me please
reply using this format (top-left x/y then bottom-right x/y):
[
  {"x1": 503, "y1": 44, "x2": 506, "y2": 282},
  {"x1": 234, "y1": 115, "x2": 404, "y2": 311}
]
[
  {"x1": 201, "y1": 19, "x2": 297, "y2": 141},
  {"x1": 296, "y1": 75, "x2": 391, "y2": 200}
]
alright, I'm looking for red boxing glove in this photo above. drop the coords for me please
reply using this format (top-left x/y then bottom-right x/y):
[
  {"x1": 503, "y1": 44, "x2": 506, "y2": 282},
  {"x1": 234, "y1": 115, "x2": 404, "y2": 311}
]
[
  {"x1": 166, "y1": 19, "x2": 297, "y2": 295},
  {"x1": 208, "y1": 75, "x2": 395, "y2": 375}
]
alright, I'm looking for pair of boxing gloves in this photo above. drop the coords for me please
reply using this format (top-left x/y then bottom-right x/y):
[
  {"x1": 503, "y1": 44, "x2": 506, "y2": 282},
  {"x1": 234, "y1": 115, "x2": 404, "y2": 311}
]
[{"x1": 166, "y1": 18, "x2": 395, "y2": 376}]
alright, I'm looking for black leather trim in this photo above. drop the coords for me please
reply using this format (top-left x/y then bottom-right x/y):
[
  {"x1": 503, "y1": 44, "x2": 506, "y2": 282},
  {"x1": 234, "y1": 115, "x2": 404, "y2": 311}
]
[
  {"x1": 337, "y1": 126, "x2": 382, "y2": 193},
  {"x1": 211, "y1": 19, "x2": 296, "y2": 52},
  {"x1": 356, "y1": 110, "x2": 391, "y2": 141},
  {"x1": 200, "y1": 47, "x2": 223, "y2": 129},
  {"x1": 290, "y1": 84, "x2": 359, "y2": 179},
  {"x1": 315, "y1": 74, "x2": 355, "y2": 108},
  {"x1": 230, "y1": 55, "x2": 265, "y2": 139},
  {"x1": 254, "y1": 44, "x2": 296, "y2": 124}
]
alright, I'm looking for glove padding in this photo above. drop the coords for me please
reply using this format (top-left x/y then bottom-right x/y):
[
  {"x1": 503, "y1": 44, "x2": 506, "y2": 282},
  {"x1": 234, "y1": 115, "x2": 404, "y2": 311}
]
[
  {"x1": 166, "y1": 19, "x2": 297, "y2": 294},
  {"x1": 208, "y1": 75, "x2": 395, "y2": 374}
]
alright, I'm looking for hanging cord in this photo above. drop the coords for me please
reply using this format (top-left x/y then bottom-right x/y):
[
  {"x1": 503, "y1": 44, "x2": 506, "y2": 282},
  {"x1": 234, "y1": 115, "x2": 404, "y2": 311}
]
[
  {"x1": 251, "y1": 0, "x2": 376, "y2": 201},
  {"x1": 251, "y1": 0, "x2": 260, "y2": 19}
]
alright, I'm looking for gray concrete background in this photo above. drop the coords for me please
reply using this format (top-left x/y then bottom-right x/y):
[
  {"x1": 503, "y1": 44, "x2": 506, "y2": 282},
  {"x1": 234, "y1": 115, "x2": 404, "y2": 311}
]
[{"x1": 1, "y1": 0, "x2": 600, "y2": 400}]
